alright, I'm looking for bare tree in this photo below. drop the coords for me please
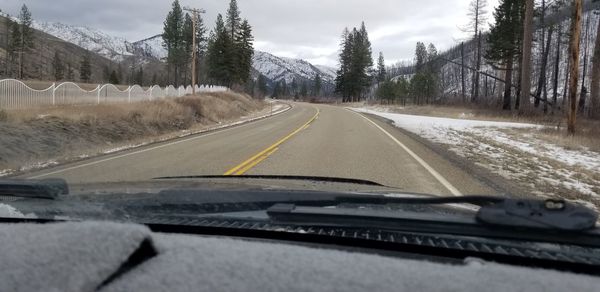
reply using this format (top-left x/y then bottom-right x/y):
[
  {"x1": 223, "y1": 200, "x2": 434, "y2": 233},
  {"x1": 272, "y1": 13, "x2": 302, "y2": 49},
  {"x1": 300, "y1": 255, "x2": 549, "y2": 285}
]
[
  {"x1": 465, "y1": 0, "x2": 488, "y2": 102},
  {"x1": 590, "y1": 11, "x2": 600, "y2": 119},
  {"x1": 568, "y1": 0, "x2": 583, "y2": 134},
  {"x1": 519, "y1": 0, "x2": 535, "y2": 113}
]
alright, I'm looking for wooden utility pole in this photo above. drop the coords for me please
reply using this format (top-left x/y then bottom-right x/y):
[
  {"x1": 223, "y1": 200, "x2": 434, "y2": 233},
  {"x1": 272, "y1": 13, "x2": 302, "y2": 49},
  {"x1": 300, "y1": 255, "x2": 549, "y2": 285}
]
[
  {"x1": 183, "y1": 7, "x2": 205, "y2": 95},
  {"x1": 568, "y1": 0, "x2": 583, "y2": 134}
]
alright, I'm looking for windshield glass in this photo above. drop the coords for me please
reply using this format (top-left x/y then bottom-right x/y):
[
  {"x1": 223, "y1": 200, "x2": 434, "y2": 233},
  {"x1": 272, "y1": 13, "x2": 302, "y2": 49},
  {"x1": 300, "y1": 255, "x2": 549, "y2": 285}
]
[{"x1": 0, "y1": 0, "x2": 598, "y2": 213}]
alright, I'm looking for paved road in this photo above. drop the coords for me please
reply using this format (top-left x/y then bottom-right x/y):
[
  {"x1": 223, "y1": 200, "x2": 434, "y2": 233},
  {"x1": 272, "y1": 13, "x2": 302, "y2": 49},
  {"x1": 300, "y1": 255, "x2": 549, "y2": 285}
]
[{"x1": 21, "y1": 103, "x2": 496, "y2": 196}]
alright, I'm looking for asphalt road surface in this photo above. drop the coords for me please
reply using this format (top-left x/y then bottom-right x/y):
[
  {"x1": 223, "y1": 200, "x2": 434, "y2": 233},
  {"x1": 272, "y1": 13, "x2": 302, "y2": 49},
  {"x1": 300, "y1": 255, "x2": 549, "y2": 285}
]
[{"x1": 21, "y1": 103, "x2": 496, "y2": 196}]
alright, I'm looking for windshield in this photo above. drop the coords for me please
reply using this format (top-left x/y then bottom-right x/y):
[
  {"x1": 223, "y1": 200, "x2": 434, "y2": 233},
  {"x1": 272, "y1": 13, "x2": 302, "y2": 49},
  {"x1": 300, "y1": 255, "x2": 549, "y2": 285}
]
[{"x1": 0, "y1": 0, "x2": 598, "y2": 213}]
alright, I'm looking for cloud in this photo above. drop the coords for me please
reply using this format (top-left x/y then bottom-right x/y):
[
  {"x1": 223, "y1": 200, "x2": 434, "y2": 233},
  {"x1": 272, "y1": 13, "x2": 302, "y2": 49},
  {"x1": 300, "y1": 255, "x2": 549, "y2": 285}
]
[{"x1": 0, "y1": 0, "x2": 500, "y2": 67}]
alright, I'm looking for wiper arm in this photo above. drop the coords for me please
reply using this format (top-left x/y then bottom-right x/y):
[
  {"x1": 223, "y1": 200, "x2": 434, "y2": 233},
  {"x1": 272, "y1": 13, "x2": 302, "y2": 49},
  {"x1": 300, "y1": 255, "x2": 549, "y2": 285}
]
[
  {"x1": 267, "y1": 197, "x2": 600, "y2": 246},
  {"x1": 0, "y1": 179, "x2": 69, "y2": 199}
]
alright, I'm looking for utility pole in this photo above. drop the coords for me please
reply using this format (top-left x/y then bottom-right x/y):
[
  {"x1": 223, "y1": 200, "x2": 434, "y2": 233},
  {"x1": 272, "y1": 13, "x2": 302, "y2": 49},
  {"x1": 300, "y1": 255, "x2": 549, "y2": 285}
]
[{"x1": 183, "y1": 6, "x2": 205, "y2": 95}]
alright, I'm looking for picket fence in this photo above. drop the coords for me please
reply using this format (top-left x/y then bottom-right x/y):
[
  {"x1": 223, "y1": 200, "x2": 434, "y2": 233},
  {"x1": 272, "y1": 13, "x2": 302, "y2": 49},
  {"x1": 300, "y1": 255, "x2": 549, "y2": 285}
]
[{"x1": 0, "y1": 79, "x2": 228, "y2": 109}]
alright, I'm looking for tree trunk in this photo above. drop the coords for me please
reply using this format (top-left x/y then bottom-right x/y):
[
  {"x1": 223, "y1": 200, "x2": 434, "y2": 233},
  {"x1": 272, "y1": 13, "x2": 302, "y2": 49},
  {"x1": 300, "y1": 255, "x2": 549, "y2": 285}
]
[
  {"x1": 515, "y1": 52, "x2": 523, "y2": 110},
  {"x1": 578, "y1": 14, "x2": 592, "y2": 115},
  {"x1": 461, "y1": 42, "x2": 466, "y2": 103},
  {"x1": 552, "y1": 23, "x2": 562, "y2": 113},
  {"x1": 503, "y1": 55, "x2": 514, "y2": 110},
  {"x1": 535, "y1": 27, "x2": 553, "y2": 108},
  {"x1": 519, "y1": 0, "x2": 535, "y2": 113},
  {"x1": 591, "y1": 14, "x2": 600, "y2": 119},
  {"x1": 567, "y1": 0, "x2": 583, "y2": 135}
]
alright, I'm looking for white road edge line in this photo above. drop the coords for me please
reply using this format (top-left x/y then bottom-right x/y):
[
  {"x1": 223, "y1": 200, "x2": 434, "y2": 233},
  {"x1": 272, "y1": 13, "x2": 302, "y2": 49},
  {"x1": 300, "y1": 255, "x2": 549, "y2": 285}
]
[
  {"x1": 349, "y1": 110, "x2": 463, "y2": 197},
  {"x1": 27, "y1": 104, "x2": 293, "y2": 179}
]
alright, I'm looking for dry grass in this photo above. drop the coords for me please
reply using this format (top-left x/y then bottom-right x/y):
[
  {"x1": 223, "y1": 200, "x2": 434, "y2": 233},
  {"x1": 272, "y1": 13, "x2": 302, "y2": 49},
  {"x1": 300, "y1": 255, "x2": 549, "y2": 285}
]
[{"x1": 0, "y1": 92, "x2": 264, "y2": 171}]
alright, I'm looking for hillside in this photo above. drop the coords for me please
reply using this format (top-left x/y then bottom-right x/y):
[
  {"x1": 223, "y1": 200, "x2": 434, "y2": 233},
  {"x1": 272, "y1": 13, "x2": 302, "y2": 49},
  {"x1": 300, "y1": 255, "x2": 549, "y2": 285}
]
[
  {"x1": 0, "y1": 15, "x2": 117, "y2": 83},
  {"x1": 13, "y1": 17, "x2": 336, "y2": 89}
]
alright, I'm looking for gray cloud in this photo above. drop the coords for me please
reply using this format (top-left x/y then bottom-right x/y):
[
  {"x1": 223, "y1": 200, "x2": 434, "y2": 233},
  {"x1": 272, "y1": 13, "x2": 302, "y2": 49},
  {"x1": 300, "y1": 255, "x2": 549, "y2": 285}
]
[{"x1": 0, "y1": 0, "x2": 499, "y2": 67}]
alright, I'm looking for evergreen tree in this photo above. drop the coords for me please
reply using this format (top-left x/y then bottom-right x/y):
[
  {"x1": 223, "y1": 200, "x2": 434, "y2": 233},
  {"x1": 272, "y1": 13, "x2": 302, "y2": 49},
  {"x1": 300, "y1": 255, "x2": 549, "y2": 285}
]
[
  {"x1": 183, "y1": 13, "x2": 194, "y2": 70},
  {"x1": 236, "y1": 19, "x2": 254, "y2": 84},
  {"x1": 257, "y1": 74, "x2": 268, "y2": 96},
  {"x1": 313, "y1": 73, "x2": 322, "y2": 96},
  {"x1": 334, "y1": 23, "x2": 374, "y2": 102},
  {"x1": 135, "y1": 67, "x2": 144, "y2": 85},
  {"x1": 300, "y1": 81, "x2": 308, "y2": 97},
  {"x1": 10, "y1": 4, "x2": 34, "y2": 79},
  {"x1": 272, "y1": 81, "x2": 281, "y2": 99},
  {"x1": 102, "y1": 65, "x2": 111, "y2": 83},
  {"x1": 151, "y1": 73, "x2": 158, "y2": 85},
  {"x1": 79, "y1": 53, "x2": 92, "y2": 83},
  {"x1": 291, "y1": 78, "x2": 298, "y2": 96},
  {"x1": 162, "y1": 0, "x2": 185, "y2": 85},
  {"x1": 108, "y1": 70, "x2": 120, "y2": 84},
  {"x1": 66, "y1": 63, "x2": 74, "y2": 81},
  {"x1": 281, "y1": 79, "x2": 288, "y2": 97},
  {"x1": 206, "y1": 14, "x2": 232, "y2": 86},
  {"x1": 377, "y1": 52, "x2": 386, "y2": 83},
  {"x1": 51, "y1": 51, "x2": 64, "y2": 81},
  {"x1": 486, "y1": 0, "x2": 525, "y2": 110},
  {"x1": 226, "y1": 0, "x2": 241, "y2": 41}
]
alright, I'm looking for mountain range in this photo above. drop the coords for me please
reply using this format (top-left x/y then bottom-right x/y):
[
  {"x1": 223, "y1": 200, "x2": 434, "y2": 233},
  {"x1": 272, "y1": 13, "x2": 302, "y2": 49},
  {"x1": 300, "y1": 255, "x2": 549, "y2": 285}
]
[{"x1": 31, "y1": 20, "x2": 337, "y2": 85}]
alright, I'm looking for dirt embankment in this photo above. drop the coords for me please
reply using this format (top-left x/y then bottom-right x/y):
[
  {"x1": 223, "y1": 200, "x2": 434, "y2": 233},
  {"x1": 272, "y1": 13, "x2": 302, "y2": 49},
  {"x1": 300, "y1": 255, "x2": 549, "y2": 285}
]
[{"x1": 0, "y1": 92, "x2": 264, "y2": 173}]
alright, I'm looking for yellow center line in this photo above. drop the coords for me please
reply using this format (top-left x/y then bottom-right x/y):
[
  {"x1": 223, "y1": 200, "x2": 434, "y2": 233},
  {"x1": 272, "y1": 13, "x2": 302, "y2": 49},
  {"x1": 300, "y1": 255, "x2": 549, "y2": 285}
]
[{"x1": 224, "y1": 108, "x2": 320, "y2": 176}]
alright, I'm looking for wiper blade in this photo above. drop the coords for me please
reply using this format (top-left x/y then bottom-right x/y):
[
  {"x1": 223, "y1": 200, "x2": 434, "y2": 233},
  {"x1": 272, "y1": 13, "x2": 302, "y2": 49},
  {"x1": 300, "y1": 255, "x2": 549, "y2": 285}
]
[
  {"x1": 153, "y1": 175, "x2": 385, "y2": 186},
  {"x1": 0, "y1": 179, "x2": 69, "y2": 199},
  {"x1": 267, "y1": 197, "x2": 600, "y2": 246}
]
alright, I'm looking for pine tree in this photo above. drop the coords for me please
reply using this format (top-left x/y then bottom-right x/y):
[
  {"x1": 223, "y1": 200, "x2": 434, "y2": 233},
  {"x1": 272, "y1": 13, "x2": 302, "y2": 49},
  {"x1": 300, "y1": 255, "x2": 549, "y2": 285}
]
[
  {"x1": 291, "y1": 78, "x2": 298, "y2": 96},
  {"x1": 163, "y1": 0, "x2": 185, "y2": 85},
  {"x1": 135, "y1": 67, "x2": 144, "y2": 85},
  {"x1": 272, "y1": 81, "x2": 281, "y2": 98},
  {"x1": 257, "y1": 74, "x2": 268, "y2": 96},
  {"x1": 235, "y1": 19, "x2": 254, "y2": 84},
  {"x1": 300, "y1": 81, "x2": 308, "y2": 98},
  {"x1": 313, "y1": 73, "x2": 322, "y2": 97},
  {"x1": 334, "y1": 23, "x2": 374, "y2": 102},
  {"x1": 102, "y1": 65, "x2": 111, "y2": 83},
  {"x1": 109, "y1": 70, "x2": 120, "y2": 84},
  {"x1": 377, "y1": 52, "x2": 386, "y2": 83},
  {"x1": 486, "y1": 0, "x2": 525, "y2": 110},
  {"x1": 226, "y1": 0, "x2": 242, "y2": 42},
  {"x1": 51, "y1": 51, "x2": 64, "y2": 81},
  {"x1": 206, "y1": 14, "x2": 232, "y2": 86},
  {"x1": 183, "y1": 13, "x2": 194, "y2": 74},
  {"x1": 66, "y1": 63, "x2": 74, "y2": 81},
  {"x1": 10, "y1": 4, "x2": 34, "y2": 79},
  {"x1": 79, "y1": 53, "x2": 92, "y2": 83}
]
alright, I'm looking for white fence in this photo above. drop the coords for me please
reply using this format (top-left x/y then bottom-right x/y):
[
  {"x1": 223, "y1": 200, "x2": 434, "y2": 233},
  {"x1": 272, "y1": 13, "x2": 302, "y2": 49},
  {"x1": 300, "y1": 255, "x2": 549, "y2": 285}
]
[{"x1": 0, "y1": 79, "x2": 228, "y2": 109}]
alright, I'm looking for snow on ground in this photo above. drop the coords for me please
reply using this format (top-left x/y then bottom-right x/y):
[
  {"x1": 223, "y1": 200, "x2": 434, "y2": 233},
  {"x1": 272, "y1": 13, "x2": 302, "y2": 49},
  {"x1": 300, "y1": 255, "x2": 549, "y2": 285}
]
[{"x1": 352, "y1": 107, "x2": 600, "y2": 209}]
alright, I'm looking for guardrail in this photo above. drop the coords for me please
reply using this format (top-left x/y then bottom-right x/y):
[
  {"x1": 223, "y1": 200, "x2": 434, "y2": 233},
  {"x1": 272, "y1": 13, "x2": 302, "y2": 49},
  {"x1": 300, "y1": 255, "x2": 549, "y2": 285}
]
[{"x1": 0, "y1": 79, "x2": 228, "y2": 109}]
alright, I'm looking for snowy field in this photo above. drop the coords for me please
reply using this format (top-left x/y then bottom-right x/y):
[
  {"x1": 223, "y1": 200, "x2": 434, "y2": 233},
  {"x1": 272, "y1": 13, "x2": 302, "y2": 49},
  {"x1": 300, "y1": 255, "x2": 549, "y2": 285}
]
[{"x1": 352, "y1": 107, "x2": 600, "y2": 210}]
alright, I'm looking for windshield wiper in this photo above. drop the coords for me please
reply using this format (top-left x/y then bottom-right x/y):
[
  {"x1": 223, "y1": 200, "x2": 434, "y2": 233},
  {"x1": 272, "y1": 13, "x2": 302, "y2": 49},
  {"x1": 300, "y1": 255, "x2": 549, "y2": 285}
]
[
  {"x1": 267, "y1": 196, "x2": 600, "y2": 247},
  {"x1": 0, "y1": 179, "x2": 69, "y2": 200},
  {"x1": 153, "y1": 175, "x2": 385, "y2": 186}
]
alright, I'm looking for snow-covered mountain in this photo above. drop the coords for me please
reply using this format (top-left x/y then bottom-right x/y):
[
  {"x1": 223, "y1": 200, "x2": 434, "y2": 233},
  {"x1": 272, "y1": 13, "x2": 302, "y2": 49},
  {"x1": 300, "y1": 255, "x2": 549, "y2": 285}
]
[
  {"x1": 31, "y1": 19, "x2": 337, "y2": 83},
  {"x1": 252, "y1": 51, "x2": 336, "y2": 84},
  {"x1": 33, "y1": 21, "x2": 134, "y2": 62},
  {"x1": 128, "y1": 35, "x2": 168, "y2": 61}
]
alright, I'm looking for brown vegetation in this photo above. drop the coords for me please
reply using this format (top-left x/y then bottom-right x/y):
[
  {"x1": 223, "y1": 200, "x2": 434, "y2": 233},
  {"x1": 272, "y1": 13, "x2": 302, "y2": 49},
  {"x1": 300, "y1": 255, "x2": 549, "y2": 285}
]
[{"x1": 0, "y1": 91, "x2": 264, "y2": 171}]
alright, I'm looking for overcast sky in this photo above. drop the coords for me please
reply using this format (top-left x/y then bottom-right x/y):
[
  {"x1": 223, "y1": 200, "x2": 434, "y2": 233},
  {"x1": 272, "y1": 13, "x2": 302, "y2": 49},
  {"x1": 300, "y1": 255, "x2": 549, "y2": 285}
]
[{"x1": 0, "y1": 0, "x2": 499, "y2": 67}]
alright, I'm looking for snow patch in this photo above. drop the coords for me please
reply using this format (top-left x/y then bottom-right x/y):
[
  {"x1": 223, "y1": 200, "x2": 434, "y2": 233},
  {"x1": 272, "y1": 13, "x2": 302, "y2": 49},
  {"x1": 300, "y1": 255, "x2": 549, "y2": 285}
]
[
  {"x1": 351, "y1": 108, "x2": 600, "y2": 204},
  {"x1": 0, "y1": 203, "x2": 37, "y2": 219}
]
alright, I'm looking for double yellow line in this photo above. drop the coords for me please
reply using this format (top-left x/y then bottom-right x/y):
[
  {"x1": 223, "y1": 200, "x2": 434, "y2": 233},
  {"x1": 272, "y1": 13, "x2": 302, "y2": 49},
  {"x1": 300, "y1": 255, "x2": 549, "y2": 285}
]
[{"x1": 224, "y1": 108, "x2": 320, "y2": 176}]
